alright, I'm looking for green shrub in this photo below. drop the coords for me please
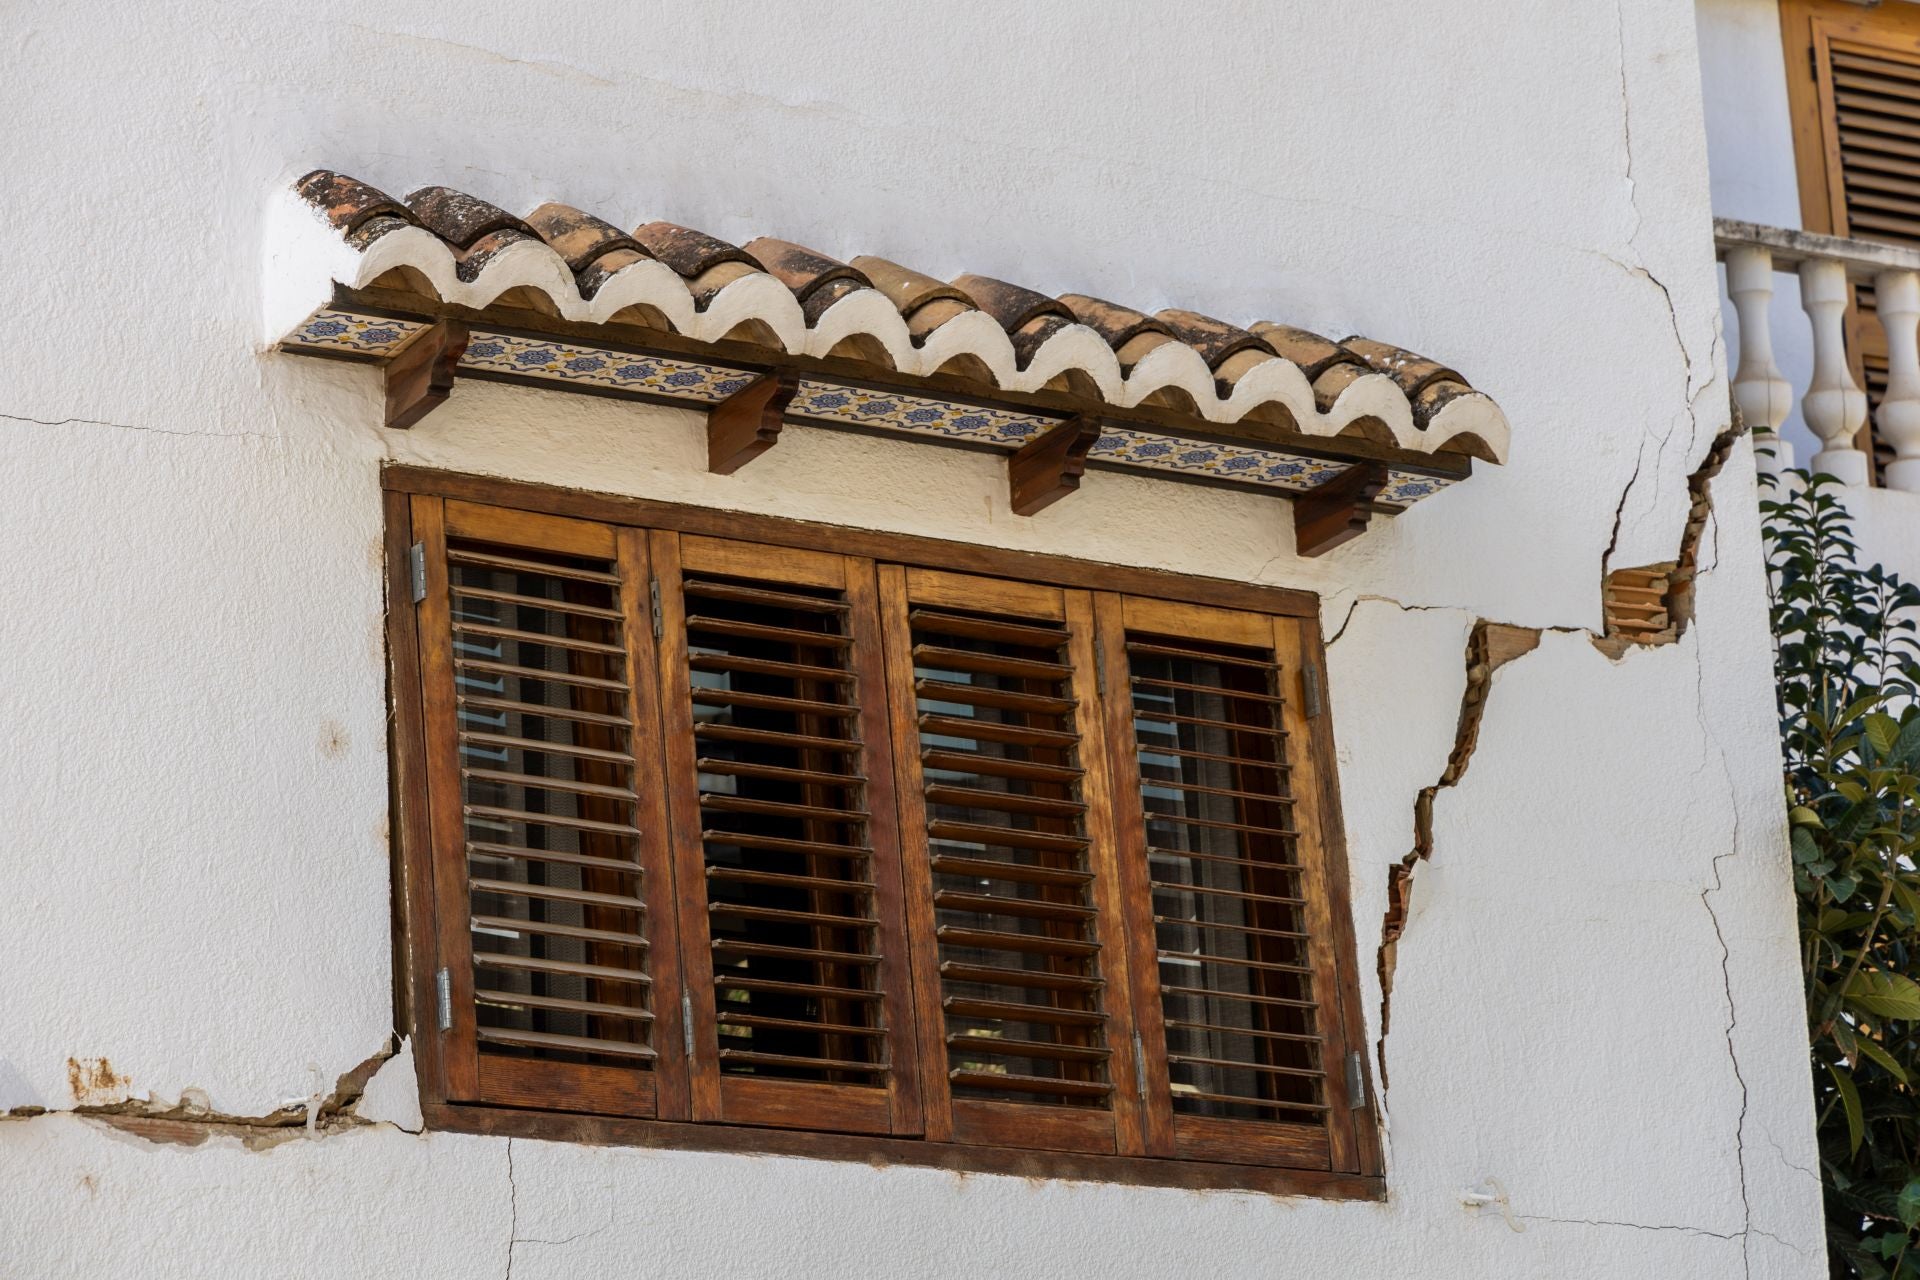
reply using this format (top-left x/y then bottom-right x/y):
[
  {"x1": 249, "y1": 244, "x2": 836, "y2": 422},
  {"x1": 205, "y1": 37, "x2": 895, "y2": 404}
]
[{"x1": 1767, "y1": 471, "x2": 1920, "y2": 1276}]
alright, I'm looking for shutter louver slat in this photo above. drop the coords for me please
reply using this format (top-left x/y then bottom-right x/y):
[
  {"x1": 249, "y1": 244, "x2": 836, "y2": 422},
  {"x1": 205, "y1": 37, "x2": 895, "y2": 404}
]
[{"x1": 443, "y1": 541, "x2": 660, "y2": 1090}]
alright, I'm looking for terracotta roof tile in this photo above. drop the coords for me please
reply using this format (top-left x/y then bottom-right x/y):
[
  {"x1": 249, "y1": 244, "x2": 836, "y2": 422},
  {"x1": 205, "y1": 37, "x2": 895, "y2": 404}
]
[
  {"x1": 525, "y1": 203, "x2": 648, "y2": 274},
  {"x1": 1340, "y1": 337, "x2": 1460, "y2": 397},
  {"x1": 286, "y1": 171, "x2": 1508, "y2": 463},
  {"x1": 633, "y1": 222, "x2": 760, "y2": 277},
  {"x1": 853, "y1": 257, "x2": 975, "y2": 317},
  {"x1": 1057, "y1": 294, "x2": 1167, "y2": 349},
  {"x1": 951, "y1": 274, "x2": 1075, "y2": 333},
  {"x1": 296, "y1": 170, "x2": 415, "y2": 236},
  {"x1": 743, "y1": 239, "x2": 871, "y2": 301},
  {"x1": 1249, "y1": 323, "x2": 1358, "y2": 380},
  {"x1": 1154, "y1": 310, "x2": 1273, "y2": 368},
  {"x1": 404, "y1": 187, "x2": 532, "y2": 248}
]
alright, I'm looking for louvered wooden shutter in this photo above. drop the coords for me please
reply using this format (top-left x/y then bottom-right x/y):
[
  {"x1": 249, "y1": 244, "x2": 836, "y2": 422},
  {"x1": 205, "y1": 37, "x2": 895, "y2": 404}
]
[
  {"x1": 1096, "y1": 597, "x2": 1363, "y2": 1172},
  {"x1": 879, "y1": 568, "x2": 1144, "y2": 1155},
  {"x1": 1788, "y1": 3, "x2": 1920, "y2": 458},
  {"x1": 412, "y1": 498, "x2": 686, "y2": 1117},
  {"x1": 651, "y1": 535, "x2": 922, "y2": 1135},
  {"x1": 1821, "y1": 39, "x2": 1920, "y2": 246}
]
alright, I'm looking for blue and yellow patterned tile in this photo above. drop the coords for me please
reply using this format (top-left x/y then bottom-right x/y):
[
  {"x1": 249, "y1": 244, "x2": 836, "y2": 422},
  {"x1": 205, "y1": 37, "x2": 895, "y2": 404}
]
[
  {"x1": 284, "y1": 309, "x2": 428, "y2": 355},
  {"x1": 1090, "y1": 426, "x2": 1350, "y2": 493},
  {"x1": 459, "y1": 332, "x2": 755, "y2": 402},
  {"x1": 1379, "y1": 471, "x2": 1456, "y2": 507},
  {"x1": 788, "y1": 382, "x2": 1055, "y2": 445}
]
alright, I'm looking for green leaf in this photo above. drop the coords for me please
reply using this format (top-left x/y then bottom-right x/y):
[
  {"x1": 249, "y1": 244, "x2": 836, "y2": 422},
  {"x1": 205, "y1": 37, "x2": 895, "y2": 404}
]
[
  {"x1": 1892, "y1": 715, "x2": 1920, "y2": 766},
  {"x1": 1868, "y1": 713, "x2": 1901, "y2": 758},
  {"x1": 1831, "y1": 1062, "x2": 1866, "y2": 1154},
  {"x1": 1857, "y1": 1034, "x2": 1910, "y2": 1085},
  {"x1": 1847, "y1": 971, "x2": 1920, "y2": 1020},
  {"x1": 1896, "y1": 1179, "x2": 1920, "y2": 1230}
]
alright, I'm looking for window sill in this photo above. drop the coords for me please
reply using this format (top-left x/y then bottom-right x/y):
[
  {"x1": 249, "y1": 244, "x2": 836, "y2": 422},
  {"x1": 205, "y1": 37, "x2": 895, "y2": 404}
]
[{"x1": 420, "y1": 1101, "x2": 1387, "y2": 1200}]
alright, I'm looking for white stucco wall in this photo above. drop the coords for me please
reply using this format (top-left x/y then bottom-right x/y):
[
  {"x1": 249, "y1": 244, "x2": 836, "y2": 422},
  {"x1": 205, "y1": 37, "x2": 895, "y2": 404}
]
[{"x1": 0, "y1": 2, "x2": 1821, "y2": 1276}]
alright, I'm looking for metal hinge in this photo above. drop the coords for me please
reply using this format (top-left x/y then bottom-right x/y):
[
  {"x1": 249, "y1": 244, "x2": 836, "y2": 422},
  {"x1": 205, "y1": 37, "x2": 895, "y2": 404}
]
[
  {"x1": 1301, "y1": 661, "x2": 1323, "y2": 719},
  {"x1": 650, "y1": 576, "x2": 664, "y2": 640},
  {"x1": 435, "y1": 967, "x2": 452, "y2": 1032},
  {"x1": 1345, "y1": 1049, "x2": 1366, "y2": 1108},
  {"x1": 1132, "y1": 1032, "x2": 1148, "y2": 1100},
  {"x1": 682, "y1": 992, "x2": 695, "y2": 1057},
  {"x1": 1095, "y1": 643, "x2": 1108, "y2": 693},
  {"x1": 408, "y1": 542, "x2": 427, "y2": 604}
]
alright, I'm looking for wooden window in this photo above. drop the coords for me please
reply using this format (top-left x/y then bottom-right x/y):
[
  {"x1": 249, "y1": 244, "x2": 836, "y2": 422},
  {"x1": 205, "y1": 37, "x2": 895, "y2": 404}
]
[{"x1": 388, "y1": 472, "x2": 1379, "y2": 1198}]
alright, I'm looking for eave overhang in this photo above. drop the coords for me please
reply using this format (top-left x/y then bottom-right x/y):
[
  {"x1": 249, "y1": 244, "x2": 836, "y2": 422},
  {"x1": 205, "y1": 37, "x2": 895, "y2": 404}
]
[{"x1": 267, "y1": 172, "x2": 1511, "y2": 555}]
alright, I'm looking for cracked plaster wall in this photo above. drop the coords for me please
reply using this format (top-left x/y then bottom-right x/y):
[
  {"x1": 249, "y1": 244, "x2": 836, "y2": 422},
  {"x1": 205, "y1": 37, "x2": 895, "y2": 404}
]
[{"x1": 0, "y1": 1, "x2": 1823, "y2": 1275}]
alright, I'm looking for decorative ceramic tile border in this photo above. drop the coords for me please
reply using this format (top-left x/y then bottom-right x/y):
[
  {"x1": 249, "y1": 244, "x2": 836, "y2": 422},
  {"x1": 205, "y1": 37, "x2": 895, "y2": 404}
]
[
  {"x1": 1380, "y1": 471, "x2": 1458, "y2": 505},
  {"x1": 789, "y1": 382, "x2": 1054, "y2": 446},
  {"x1": 280, "y1": 307, "x2": 1462, "y2": 510},
  {"x1": 462, "y1": 332, "x2": 755, "y2": 402},
  {"x1": 288, "y1": 310, "x2": 428, "y2": 354},
  {"x1": 1089, "y1": 426, "x2": 1349, "y2": 494}
]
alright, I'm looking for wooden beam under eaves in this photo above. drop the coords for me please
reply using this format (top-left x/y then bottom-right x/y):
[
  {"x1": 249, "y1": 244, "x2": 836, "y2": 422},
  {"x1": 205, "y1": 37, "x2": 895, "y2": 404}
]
[
  {"x1": 1293, "y1": 462, "x2": 1388, "y2": 557},
  {"x1": 708, "y1": 372, "x2": 798, "y2": 475},
  {"x1": 384, "y1": 321, "x2": 469, "y2": 430},
  {"x1": 1008, "y1": 416, "x2": 1102, "y2": 516}
]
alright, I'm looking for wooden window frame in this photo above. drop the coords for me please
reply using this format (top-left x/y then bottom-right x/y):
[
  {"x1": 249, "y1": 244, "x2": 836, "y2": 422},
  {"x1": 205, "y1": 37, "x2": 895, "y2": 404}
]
[{"x1": 383, "y1": 465, "x2": 1382, "y2": 1200}]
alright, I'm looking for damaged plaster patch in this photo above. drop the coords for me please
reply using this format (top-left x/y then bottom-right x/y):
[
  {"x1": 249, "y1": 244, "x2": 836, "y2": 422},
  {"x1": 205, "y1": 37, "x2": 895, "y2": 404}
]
[
  {"x1": 1374, "y1": 621, "x2": 1539, "y2": 1089},
  {"x1": 1597, "y1": 422, "x2": 1741, "y2": 657},
  {"x1": 14, "y1": 1040, "x2": 402, "y2": 1152}
]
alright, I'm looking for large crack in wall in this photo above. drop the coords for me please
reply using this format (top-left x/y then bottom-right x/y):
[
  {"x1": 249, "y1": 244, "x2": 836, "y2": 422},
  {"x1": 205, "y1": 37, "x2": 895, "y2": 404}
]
[{"x1": 1374, "y1": 419, "x2": 1744, "y2": 1091}]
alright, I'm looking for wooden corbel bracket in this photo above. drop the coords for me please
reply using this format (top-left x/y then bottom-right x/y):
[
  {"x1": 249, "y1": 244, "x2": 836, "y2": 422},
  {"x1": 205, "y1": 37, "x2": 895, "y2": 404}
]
[
  {"x1": 708, "y1": 372, "x2": 798, "y2": 475},
  {"x1": 384, "y1": 320, "x2": 470, "y2": 430},
  {"x1": 1009, "y1": 415, "x2": 1103, "y2": 516},
  {"x1": 1293, "y1": 462, "x2": 1389, "y2": 557}
]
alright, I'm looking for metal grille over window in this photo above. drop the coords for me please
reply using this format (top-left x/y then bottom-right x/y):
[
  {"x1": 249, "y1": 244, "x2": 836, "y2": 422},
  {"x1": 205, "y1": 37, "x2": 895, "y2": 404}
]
[
  {"x1": 681, "y1": 573, "x2": 888, "y2": 1087},
  {"x1": 909, "y1": 606, "x2": 1112, "y2": 1108},
  {"x1": 1125, "y1": 635, "x2": 1326, "y2": 1125},
  {"x1": 448, "y1": 540, "x2": 654, "y2": 1069}
]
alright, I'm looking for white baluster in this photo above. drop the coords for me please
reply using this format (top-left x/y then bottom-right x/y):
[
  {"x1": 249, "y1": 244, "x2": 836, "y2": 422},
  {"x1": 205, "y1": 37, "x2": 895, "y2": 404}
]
[
  {"x1": 1877, "y1": 269, "x2": 1920, "y2": 492},
  {"x1": 1800, "y1": 257, "x2": 1870, "y2": 484},
  {"x1": 1725, "y1": 247, "x2": 1795, "y2": 473}
]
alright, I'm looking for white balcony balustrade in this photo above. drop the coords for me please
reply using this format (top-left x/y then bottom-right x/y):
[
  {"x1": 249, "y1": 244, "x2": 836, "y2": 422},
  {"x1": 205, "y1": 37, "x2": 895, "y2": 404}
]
[{"x1": 1716, "y1": 219, "x2": 1920, "y2": 489}]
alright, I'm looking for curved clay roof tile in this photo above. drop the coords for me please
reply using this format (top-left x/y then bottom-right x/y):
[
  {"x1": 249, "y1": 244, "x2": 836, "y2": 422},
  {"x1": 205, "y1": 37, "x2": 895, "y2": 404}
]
[
  {"x1": 1154, "y1": 310, "x2": 1274, "y2": 369},
  {"x1": 295, "y1": 171, "x2": 415, "y2": 236},
  {"x1": 524, "y1": 203, "x2": 647, "y2": 273},
  {"x1": 743, "y1": 238, "x2": 872, "y2": 302},
  {"x1": 632, "y1": 222, "x2": 762, "y2": 278},
  {"x1": 1056, "y1": 294, "x2": 1169, "y2": 349},
  {"x1": 403, "y1": 187, "x2": 534, "y2": 249},
  {"x1": 1248, "y1": 322, "x2": 1359, "y2": 380},
  {"x1": 452, "y1": 228, "x2": 539, "y2": 283},
  {"x1": 850, "y1": 256, "x2": 976, "y2": 317},
  {"x1": 1341, "y1": 337, "x2": 1462, "y2": 397},
  {"x1": 1008, "y1": 315, "x2": 1073, "y2": 369},
  {"x1": 950, "y1": 274, "x2": 1075, "y2": 334}
]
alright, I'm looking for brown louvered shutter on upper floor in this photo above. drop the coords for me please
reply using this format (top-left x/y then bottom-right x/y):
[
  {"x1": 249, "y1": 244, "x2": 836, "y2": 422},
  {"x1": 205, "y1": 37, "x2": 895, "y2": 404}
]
[
  {"x1": 651, "y1": 534, "x2": 922, "y2": 1135},
  {"x1": 412, "y1": 498, "x2": 687, "y2": 1118},
  {"x1": 1786, "y1": 1, "x2": 1920, "y2": 462}
]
